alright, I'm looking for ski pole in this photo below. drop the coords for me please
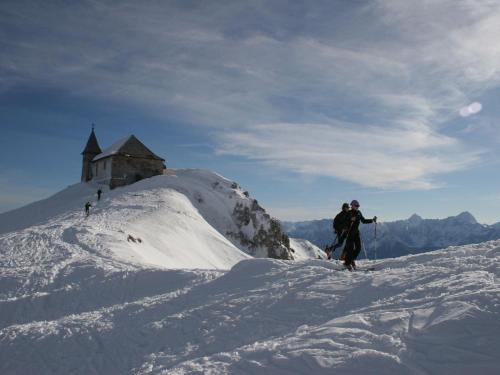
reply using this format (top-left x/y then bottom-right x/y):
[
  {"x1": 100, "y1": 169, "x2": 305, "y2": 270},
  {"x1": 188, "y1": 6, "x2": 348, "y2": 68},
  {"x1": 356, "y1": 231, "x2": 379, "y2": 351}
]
[
  {"x1": 374, "y1": 222, "x2": 378, "y2": 261},
  {"x1": 333, "y1": 233, "x2": 339, "y2": 248},
  {"x1": 339, "y1": 219, "x2": 355, "y2": 262},
  {"x1": 332, "y1": 235, "x2": 340, "y2": 265},
  {"x1": 361, "y1": 238, "x2": 369, "y2": 260}
]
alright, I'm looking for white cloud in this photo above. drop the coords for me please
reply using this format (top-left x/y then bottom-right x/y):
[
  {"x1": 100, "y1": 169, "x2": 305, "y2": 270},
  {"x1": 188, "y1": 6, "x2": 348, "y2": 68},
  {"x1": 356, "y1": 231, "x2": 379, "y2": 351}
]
[
  {"x1": 1, "y1": 0, "x2": 499, "y2": 189},
  {"x1": 217, "y1": 122, "x2": 479, "y2": 189}
]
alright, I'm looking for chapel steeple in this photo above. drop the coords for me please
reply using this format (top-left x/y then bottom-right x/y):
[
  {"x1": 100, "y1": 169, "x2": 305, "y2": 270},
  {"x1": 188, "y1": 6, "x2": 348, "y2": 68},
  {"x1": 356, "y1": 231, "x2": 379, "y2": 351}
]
[{"x1": 81, "y1": 125, "x2": 102, "y2": 182}]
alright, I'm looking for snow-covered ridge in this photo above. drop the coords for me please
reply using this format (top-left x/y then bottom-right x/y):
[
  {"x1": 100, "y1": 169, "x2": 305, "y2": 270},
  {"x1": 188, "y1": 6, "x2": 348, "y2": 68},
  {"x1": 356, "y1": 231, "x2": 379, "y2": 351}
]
[{"x1": 0, "y1": 169, "x2": 295, "y2": 270}]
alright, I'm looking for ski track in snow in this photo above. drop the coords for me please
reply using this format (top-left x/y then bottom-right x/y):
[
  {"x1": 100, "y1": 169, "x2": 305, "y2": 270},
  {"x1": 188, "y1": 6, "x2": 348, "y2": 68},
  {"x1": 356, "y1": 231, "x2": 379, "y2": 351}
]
[{"x1": 1, "y1": 170, "x2": 500, "y2": 374}]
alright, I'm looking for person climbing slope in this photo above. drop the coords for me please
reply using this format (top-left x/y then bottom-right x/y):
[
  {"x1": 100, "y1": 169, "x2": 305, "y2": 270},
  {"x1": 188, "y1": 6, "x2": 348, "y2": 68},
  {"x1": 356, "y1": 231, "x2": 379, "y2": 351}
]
[
  {"x1": 85, "y1": 201, "x2": 92, "y2": 217},
  {"x1": 325, "y1": 202, "x2": 350, "y2": 260},
  {"x1": 343, "y1": 200, "x2": 376, "y2": 270}
]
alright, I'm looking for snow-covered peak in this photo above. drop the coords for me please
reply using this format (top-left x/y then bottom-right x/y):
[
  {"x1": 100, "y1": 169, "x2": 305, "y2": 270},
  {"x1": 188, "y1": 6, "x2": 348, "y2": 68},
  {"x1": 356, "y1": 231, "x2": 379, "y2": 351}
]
[
  {"x1": 453, "y1": 211, "x2": 478, "y2": 225},
  {"x1": 0, "y1": 169, "x2": 294, "y2": 272},
  {"x1": 284, "y1": 210, "x2": 498, "y2": 259},
  {"x1": 408, "y1": 213, "x2": 423, "y2": 224}
]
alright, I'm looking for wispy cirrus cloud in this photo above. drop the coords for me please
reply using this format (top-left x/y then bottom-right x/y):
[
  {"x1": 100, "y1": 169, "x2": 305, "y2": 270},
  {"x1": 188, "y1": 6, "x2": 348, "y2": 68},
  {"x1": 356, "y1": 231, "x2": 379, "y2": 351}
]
[
  {"x1": 217, "y1": 122, "x2": 479, "y2": 189},
  {"x1": 1, "y1": 0, "x2": 500, "y2": 189}
]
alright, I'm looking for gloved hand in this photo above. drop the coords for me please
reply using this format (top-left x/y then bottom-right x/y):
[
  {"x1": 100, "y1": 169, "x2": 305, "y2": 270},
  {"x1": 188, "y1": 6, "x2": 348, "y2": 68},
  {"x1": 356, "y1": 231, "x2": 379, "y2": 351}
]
[{"x1": 373, "y1": 216, "x2": 377, "y2": 222}]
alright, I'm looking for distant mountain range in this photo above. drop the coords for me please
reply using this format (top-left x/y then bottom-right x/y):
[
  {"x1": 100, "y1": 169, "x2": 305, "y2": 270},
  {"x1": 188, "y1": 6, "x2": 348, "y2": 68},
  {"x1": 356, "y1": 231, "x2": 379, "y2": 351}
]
[{"x1": 282, "y1": 212, "x2": 500, "y2": 259}]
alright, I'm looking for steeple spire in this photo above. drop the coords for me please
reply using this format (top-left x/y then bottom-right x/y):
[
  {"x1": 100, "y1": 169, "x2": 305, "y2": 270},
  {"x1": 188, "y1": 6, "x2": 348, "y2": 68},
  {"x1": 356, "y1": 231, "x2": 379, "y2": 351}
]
[
  {"x1": 81, "y1": 125, "x2": 102, "y2": 155},
  {"x1": 81, "y1": 125, "x2": 102, "y2": 182}
]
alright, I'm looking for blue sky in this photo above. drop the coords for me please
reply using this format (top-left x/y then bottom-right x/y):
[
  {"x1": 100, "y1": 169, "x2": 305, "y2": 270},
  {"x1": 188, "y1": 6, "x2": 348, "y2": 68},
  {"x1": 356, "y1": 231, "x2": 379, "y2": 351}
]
[{"x1": 1, "y1": 0, "x2": 500, "y2": 223}]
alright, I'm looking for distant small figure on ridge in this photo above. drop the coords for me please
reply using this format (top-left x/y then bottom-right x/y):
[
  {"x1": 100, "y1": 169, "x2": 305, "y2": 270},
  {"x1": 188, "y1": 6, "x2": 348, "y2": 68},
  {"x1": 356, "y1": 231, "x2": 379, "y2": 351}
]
[
  {"x1": 97, "y1": 189, "x2": 102, "y2": 201},
  {"x1": 85, "y1": 201, "x2": 92, "y2": 217},
  {"x1": 325, "y1": 202, "x2": 350, "y2": 260}
]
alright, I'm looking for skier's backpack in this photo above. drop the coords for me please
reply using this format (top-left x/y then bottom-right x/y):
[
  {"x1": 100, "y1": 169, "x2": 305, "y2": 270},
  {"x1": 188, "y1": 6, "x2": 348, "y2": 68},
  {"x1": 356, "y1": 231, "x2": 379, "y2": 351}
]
[{"x1": 333, "y1": 212, "x2": 343, "y2": 233}]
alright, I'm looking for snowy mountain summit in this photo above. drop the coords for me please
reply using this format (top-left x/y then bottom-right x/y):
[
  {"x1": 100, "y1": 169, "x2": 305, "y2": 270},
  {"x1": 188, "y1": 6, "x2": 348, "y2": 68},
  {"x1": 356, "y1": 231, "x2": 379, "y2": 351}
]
[
  {"x1": 408, "y1": 213, "x2": 423, "y2": 225},
  {"x1": 0, "y1": 169, "x2": 297, "y2": 270},
  {"x1": 1, "y1": 170, "x2": 500, "y2": 374},
  {"x1": 453, "y1": 211, "x2": 478, "y2": 225}
]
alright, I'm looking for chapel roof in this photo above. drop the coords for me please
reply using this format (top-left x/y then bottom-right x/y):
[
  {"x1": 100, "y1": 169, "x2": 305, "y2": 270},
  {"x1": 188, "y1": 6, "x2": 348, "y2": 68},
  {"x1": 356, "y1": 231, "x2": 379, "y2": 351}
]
[{"x1": 92, "y1": 135, "x2": 164, "y2": 162}]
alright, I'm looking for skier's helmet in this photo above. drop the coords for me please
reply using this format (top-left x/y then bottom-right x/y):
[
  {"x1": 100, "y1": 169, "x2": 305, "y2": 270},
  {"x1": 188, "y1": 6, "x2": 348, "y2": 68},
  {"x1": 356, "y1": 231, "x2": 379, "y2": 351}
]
[
  {"x1": 342, "y1": 202, "x2": 349, "y2": 209},
  {"x1": 351, "y1": 200, "x2": 360, "y2": 207}
]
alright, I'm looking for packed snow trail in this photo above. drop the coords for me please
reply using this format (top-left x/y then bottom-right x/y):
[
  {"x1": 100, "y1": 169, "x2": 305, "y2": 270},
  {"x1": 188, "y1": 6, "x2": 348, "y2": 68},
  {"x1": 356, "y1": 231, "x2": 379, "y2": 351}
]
[{"x1": 1, "y1": 241, "x2": 500, "y2": 374}]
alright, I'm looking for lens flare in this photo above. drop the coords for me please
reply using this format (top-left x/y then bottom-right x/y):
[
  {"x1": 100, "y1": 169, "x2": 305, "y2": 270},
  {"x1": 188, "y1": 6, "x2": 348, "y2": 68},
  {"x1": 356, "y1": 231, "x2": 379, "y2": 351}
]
[{"x1": 459, "y1": 102, "x2": 482, "y2": 117}]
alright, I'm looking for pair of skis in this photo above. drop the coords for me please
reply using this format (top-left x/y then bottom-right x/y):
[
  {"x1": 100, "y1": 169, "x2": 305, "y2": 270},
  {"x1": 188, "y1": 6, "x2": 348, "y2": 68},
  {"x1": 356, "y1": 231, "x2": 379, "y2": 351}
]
[
  {"x1": 324, "y1": 251, "x2": 376, "y2": 272},
  {"x1": 335, "y1": 264, "x2": 376, "y2": 272}
]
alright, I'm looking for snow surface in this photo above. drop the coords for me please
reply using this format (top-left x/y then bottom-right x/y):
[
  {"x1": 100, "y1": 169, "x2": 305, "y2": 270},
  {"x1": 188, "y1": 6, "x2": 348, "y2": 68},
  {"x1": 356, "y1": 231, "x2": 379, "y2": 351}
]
[
  {"x1": 0, "y1": 171, "x2": 250, "y2": 271},
  {"x1": 1, "y1": 239, "x2": 500, "y2": 374},
  {"x1": 290, "y1": 238, "x2": 326, "y2": 260},
  {"x1": 0, "y1": 169, "x2": 295, "y2": 270},
  {"x1": 1, "y1": 170, "x2": 500, "y2": 374}
]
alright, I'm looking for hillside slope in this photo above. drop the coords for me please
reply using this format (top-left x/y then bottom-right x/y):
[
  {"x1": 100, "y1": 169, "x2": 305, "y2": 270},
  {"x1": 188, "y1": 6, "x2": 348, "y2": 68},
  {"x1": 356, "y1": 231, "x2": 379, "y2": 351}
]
[
  {"x1": 289, "y1": 238, "x2": 325, "y2": 260},
  {"x1": 0, "y1": 169, "x2": 295, "y2": 271}
]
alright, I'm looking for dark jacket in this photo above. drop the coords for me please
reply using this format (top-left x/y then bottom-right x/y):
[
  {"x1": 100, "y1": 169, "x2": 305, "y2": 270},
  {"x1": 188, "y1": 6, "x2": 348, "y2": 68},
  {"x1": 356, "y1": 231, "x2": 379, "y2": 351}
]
[
  {"x1": 346, "y1": 209, "x2": 374, "y2": 236},
  {"x1": 333, "y1": 211, "x2": 350, "y2": 233}
]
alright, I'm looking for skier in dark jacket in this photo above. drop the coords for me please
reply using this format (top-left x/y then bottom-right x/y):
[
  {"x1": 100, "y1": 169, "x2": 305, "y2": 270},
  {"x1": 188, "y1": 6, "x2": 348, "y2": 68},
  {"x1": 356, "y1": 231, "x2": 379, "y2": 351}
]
[
  {"x1": 325, "y1": 203, "x2": 350, "y2": 259},
  {"x1": 97, "y1": 189, "x2": 102, "y2": 201},
  {"x1": 85, "y1": 202, "x2": 92, "y2": 217},
  {"x1": 343, "y1": 200, "x2": 377, "y2": 270}
]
